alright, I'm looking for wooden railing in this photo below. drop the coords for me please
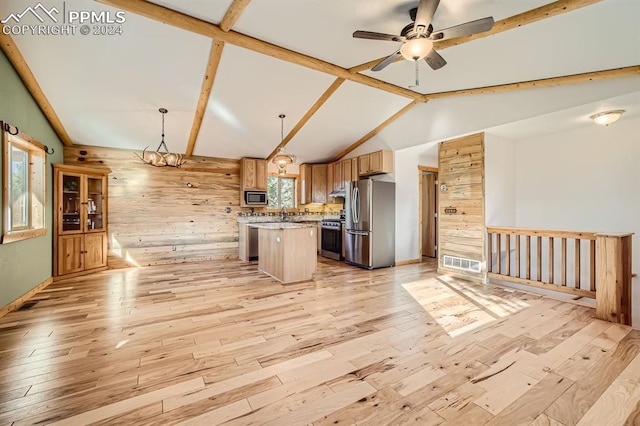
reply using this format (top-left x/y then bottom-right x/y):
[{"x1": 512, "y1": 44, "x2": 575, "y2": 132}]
[{"x1": 487, "y1": 227, "x2": 633, "y2": 325}]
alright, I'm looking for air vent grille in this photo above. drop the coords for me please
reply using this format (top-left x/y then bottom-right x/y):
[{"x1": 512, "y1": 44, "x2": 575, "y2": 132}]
[{"x1": 442, "y1": 255, "x2": 481, "y2": 273}]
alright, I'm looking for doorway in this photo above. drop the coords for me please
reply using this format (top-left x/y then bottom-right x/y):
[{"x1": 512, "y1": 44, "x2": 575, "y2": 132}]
[{"x1": 419, "y1": 166, "x2": 438, "y2": 258}]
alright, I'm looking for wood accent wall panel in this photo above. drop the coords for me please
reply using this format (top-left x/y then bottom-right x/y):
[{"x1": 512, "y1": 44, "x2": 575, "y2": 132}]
[
  {"x1": 437, "y1": 133, "x2": 486, "y2": 282},
  {"x1": 64, "y1": 145, "x2": 241, "y2": 266}
]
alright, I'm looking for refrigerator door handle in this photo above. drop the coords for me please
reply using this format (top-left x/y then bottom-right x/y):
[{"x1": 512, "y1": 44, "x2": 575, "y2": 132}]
[
  {"x1": 347, "y1": 230, "x2": 369, "y2": 236},
  {"x1": 354, "y1": 186, "x2": 359, "y2": 224}
]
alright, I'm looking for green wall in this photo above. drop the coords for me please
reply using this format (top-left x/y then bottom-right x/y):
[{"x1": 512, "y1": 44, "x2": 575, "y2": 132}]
[{"x1": 0, "y1": 50, "x2": 64, "y2": 307}]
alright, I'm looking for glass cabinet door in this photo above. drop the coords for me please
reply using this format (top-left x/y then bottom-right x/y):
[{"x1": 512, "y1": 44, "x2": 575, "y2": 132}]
[
  {"x1": 62, "y1": 174, "x2": 82, "y2": 232},
  {"x1": 86, "y1": 176, "x2": 105, "y2": 232}
]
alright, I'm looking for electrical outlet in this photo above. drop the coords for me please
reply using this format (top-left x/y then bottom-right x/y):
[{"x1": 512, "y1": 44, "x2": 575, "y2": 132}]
[{"x1": 172, "y1": 246, "x2": 176, "y2": 251}]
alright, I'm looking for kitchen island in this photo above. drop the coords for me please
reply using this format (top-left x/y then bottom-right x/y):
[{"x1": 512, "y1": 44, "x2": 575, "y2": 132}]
[{"x1": 251, "y1": 223, "x2": 317, "y2": 284}]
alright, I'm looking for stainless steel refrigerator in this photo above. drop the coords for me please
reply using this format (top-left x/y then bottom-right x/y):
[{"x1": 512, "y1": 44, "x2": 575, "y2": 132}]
[{"x1": 344, "y1": 179, "x2": 395, "y2": 269}]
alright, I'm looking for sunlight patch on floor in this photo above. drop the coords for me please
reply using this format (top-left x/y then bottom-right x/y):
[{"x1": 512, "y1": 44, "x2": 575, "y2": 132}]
[{"x1": 402, "y1": 274, "x2": 532, "y2": 338}]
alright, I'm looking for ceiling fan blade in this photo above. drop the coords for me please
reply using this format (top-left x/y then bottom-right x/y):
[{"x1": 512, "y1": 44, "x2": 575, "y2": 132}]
[
  {"x1": 372, "y1": 49, "x2": 402, "y2": 71},
  {"x1": 430, "y1": 17, "x2": 494, "y2": 41},
  {"x1": 353, "y1": 30, "x2": 405, "y2": 42},
  {"x1": 414, "y1": 0, "x2": 440, "y2": 34},
  {"x1": 424, "y1": 49, "x2": 447, "y2": 70}
]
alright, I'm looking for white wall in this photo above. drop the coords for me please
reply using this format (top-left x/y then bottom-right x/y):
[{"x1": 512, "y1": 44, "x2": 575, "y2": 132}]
[
  {"x1": 394, "y1": 142, "x2": 439, "y2": 262},
  {"x1": 514, "y1": 116, "x2": 640, "y2": 325},
  {"x1": 484, "y1": 134, "x2": 517, "y2": 227}
]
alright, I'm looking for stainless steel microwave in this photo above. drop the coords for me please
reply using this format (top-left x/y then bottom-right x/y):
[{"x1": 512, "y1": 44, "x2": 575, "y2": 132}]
[{"x1": 244, "y1": 191, "x2": 268, "y2": 205}]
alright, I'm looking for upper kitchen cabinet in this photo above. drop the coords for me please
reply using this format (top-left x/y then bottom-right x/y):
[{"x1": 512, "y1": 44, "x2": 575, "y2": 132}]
[
  {"x1": 311, "y1": 164, "x2": 327, "y2": 204},
  {"x1": 332, "y1": 161, "x2": 344, "y2": 192},
  {"x1": 358, "y1": 150, "x2": 393, "y2": 177},
  {"x1": 299, "y1": 164, "x2": 312, "y2": 205},
  {"x1": 241, "y1": 158, "x2": 267, "y2": 191}
]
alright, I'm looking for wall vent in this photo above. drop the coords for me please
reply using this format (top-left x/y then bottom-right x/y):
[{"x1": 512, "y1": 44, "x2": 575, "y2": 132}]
[{"x1": 442, "y1": 255, "x2": 481, "y2": 273}]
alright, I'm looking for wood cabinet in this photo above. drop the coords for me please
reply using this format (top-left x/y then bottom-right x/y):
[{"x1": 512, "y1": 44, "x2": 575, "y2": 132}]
[
  {"x1": 54, "y1": 164, "x2": 109, "y2": 278},
  {"x1": 331, "y1": 161, "x2": 344, "y2": 192},
  {"x1": 299, "y1": 164, "x2": 312, "y2": 205},
  {"x1": 351, "y1": 158, "x2": 359, "y2": 181},
  {"x1": 240, "y1": 158, "x2": 267, "y2": 207},
  {"x1": 358, "y1": 150, "x2": 393, "y2": 176},
  {"x1": 342, "y1": 159, "x2": 352, "y2": 188},
  {"x1": 311, "y1": 164, "x2": 327, "y2": 203}
]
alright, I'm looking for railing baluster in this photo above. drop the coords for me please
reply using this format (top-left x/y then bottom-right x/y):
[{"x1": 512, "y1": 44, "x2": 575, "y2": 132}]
[
  {"x1": 487, "y1": 232, "x2": 493, "y2": 273},
  {"x1": 575, "y1": 239, "x2": 581, "y2": 289},
  {"x1": 526, "y1": 235, "x2": 531, "y2": 279},
  {"x1": 496, "y1": 233, "x2": 501, "y2": 275},
  {"x1": 590, "y1": 239, "x2": 596, "y2": 292},
  {"x1": 537, "y1": 236, "x2": 542, "y2": 281},
  {"x1": 516, "y1": 235, "x2": 521, "y2": 278},
  {"x1": 548, "y1": 237, "x2": 554, "y2": 284},
  {"x1": 505, "y1": 234, "x2": 511, "y2": 276},
  {"x1": 561, "y1": 237, "x2": 567, "y2": 286}
]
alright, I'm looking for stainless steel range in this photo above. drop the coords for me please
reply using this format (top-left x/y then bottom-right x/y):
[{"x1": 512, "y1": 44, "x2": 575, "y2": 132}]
[{"x1": 320, "y1": 219, "x2": 343, "y2": 260}]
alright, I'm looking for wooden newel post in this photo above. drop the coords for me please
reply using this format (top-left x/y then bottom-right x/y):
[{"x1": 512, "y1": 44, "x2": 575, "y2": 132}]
[{"x1": 595, "y1": 233, "x2": 633, "y2": 325}]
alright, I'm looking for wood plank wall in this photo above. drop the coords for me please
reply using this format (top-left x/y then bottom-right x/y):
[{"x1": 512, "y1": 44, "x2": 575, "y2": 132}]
[
  {"x1": 437, "y1": 133, "x2": 486, "y2": 282},
  {"x1": 64, "y1": 145, "x2": 241, "y2": 266}
]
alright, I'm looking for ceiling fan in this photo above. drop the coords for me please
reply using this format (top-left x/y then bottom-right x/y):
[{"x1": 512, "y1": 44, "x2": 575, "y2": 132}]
[{"x1": 353, "y1": 0, "x2": 494, "y2": 72}]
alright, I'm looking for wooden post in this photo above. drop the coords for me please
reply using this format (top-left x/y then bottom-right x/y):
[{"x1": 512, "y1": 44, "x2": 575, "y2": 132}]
[{"x1": 595, "y1": 233, "x2": 633, "y2": 325}]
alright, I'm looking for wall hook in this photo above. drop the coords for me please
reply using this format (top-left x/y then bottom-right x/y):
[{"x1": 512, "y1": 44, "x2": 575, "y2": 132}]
[{"x1": 44, "y1": 146, "x2": 55, "y2": 155}]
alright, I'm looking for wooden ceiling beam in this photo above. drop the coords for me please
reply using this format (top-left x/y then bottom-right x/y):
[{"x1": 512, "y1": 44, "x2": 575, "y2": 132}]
[
  {"x1": 422, "y1": 66, "x2": 640, "y2": 101},
  {"x1": 96, "y1": 0, "x2": 422, "y2": 101},
  {"x1": 266, "y1": 78, "x2": 345, "y2": 161},
  {"x1": 264, "y1": 59, "x2": 401, "y2": 161},
  {"x1": 0, "y1": 27, "x2": 74, "y2": 146},
  {"x1": 185, "y1": 40, "x2": 225, "y2": 157},
  {"x1": 332, "y1": 100, "x2": 421, "y2": 162},
  {"x1": 434, "y1": 0, "x2": 603, "y2": 51},
  {"x1": 185, "y1": 0, "x2": 252, "y2": 157},
  {"x1": 219, "y1": 0, "x2": 252, "y2": 32}
]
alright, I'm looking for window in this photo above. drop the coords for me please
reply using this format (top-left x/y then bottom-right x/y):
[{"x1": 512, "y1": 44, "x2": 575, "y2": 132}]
[
  {"x1": 267, "y1": 175, "x2": 296, "y2": 209},
  {"x1": 2, "y1": 123, "x2": 47, "y2": 244}
]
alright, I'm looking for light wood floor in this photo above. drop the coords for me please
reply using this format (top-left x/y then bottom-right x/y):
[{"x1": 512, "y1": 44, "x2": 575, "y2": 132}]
[{"x1": 1, "y1": 258, "x2": 639, "y2": 425}]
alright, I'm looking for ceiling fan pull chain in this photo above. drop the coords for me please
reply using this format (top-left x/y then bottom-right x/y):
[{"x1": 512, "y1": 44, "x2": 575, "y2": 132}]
[{"x1": 415, "y1": 60, "x2": 420, "y2": 87}]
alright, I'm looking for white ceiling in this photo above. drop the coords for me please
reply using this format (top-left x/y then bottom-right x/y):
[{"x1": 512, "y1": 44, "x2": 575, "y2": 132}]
[{"x1": 1, "y1": 0, "x2": 639, "y2": 162}]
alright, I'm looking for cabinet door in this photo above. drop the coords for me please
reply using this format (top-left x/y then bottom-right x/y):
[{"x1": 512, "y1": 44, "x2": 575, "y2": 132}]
[
  {"x1": 299, "y1": 164, "x2": 312, "y2": 205},
  {"x1": 369, "y1": 151, "x2": 382, "y2": 173},
  {"x1": 59, "y1": 172, "x2": 83, "y2": 234},
  {"x1": 85, "y1": 174, "x2": 106, "y2": 232},
  {"x1": 58, "y1": 234, "x2": 84, "y2": 275},
  {"x1": 242, "y1": 159, "x2": 257, "y2": 189},
  {"x1": 333, "y1": 161, "x2": 343, "y2": 191},
  {"x1": 358, "y1": 155, "x2": 370, "y2": 176},
  {"x1": 311, "y1": 165, "x2": 327, "y2": 203},
  {"x1": 84, "y1": 233, "x2": 106, "y2": 270},
  {"x1": 351, "y1": 158, "x2": 359, "y2": 181},
  {"x1": 342, "y1": 159, "x2": 352, "y2": 187},
  {"x1": 255, "y1": 160, "x2": 267, "y2": 190}
]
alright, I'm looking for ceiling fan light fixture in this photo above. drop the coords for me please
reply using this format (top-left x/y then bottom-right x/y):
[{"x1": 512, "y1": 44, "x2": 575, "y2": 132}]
[
  {"x1": 400, "y1": 37, "x2": 433, "y2": 61},
  {"x1": 590, "y1": 110, "x2": 625, "y2": 126}
]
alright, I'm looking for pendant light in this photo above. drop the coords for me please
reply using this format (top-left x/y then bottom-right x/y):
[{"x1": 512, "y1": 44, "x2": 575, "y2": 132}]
[
  {"x1": 271, "y1": 114, "x2": 296, "y2": 175},
  {"x1": 137, "y1": 107, "x2": 185, "y2": 167}
]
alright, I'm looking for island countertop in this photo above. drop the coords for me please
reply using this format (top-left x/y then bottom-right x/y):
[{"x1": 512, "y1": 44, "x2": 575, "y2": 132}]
[{"x1": 248, "y1": 222, "x2": 316, "y2": 230}]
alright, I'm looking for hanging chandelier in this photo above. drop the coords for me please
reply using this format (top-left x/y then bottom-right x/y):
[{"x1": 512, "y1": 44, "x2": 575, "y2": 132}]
[
  {"x1": 137, "y1": 108, "x2": 186, "y2": 167},
  {"x1": 272, "y1": 114, "x2": 296, "y2": 175}
]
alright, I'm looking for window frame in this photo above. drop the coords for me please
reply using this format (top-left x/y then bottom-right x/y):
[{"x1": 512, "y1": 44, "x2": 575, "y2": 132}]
[
  {"x1": 2, "y1": 123, "x2": 47, "y2": 244},
  {"x1": 267, "y1": 174, "x2": 297, "y2": 210}
]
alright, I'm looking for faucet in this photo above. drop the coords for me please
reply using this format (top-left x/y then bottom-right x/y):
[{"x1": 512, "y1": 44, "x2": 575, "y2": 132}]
[{"x1": 279, "y1": 206, "x2": 288, "y2": 221}]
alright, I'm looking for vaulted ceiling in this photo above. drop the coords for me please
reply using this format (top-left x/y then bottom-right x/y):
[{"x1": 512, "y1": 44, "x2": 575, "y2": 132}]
[{"x1": 1, "y1": 0, "x2": 639, "y2": 164}]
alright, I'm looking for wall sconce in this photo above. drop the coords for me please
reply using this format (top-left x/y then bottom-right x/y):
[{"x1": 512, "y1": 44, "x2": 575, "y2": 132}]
[{"x1": 590, "y1": 110, "x2": 625, "y2": 126}]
